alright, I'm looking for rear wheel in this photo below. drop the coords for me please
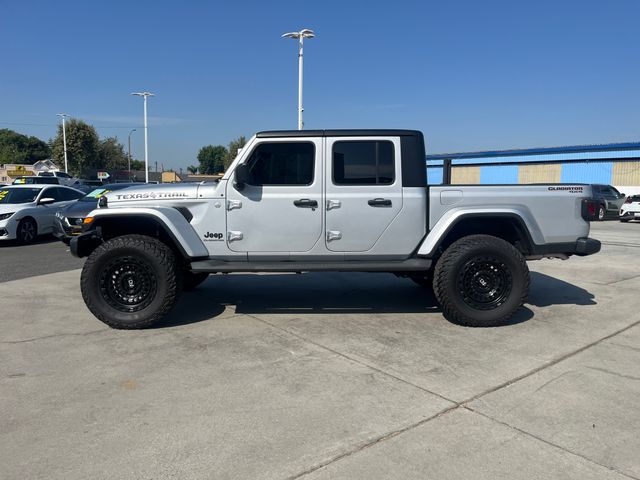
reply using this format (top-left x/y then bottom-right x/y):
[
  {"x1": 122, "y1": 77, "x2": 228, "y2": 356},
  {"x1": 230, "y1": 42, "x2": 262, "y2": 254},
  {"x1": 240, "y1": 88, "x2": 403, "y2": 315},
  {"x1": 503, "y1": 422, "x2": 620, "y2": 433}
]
[
  {"x1": 81, "y1": 235, "x2": 180, "y2": 329},
  {"x1": 433, "y1": 234, "x2": 529, "y2": 327},
  {"x1": 17, "y1": 217, "x2": 37, "y2": 244}
]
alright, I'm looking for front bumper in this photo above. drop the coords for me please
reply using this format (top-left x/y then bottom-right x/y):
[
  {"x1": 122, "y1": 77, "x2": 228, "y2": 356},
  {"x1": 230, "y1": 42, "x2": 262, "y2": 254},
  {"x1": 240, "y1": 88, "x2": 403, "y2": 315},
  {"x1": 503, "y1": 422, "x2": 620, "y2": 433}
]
[
  {"x1": 620, "y1": 210, "x2": 640, "y2": 220},
  {"x1": 70, "y1": 230, "x2": 102, "y2": 258},
  {"x1": 0, "y1": 220, "x2": 17, "y2": 241},
  {"x1": 53, "y1": 217, "x2": 83, "y2": 241}
]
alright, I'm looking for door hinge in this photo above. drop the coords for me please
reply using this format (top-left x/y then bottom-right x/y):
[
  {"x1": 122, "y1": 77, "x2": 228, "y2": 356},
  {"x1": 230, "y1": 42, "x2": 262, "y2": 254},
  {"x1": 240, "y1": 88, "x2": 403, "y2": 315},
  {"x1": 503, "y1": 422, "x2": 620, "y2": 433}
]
[
  {"x1": 327, "y1": 230, "x2": 342, "y2": 241},
  {"x1": 228, "y1": 231, "x2": 243, "y2": 242},
  {"x1": 326, "y1": 199, "x2": 341, "y2": 211},
  {"x1": 227, "y1": 200, "x2": 242, "y2": 211}
]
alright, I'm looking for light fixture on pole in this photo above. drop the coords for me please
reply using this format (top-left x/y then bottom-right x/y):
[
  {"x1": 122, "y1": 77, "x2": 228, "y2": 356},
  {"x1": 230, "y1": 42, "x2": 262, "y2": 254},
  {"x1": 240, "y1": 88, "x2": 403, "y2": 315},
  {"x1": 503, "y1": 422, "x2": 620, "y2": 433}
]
[
  {"x1": 56, "y1": 113, "x2": 69, "y2": 173},
  {"x1": 131, "y1": 92, "x2": 155, "y2": 183},
  {"x1": 282, "y1": 28, "x2": 315, "y2": 130},
  {"x1": 128, "y1": 128, "x2": 136, "y2": 179}
]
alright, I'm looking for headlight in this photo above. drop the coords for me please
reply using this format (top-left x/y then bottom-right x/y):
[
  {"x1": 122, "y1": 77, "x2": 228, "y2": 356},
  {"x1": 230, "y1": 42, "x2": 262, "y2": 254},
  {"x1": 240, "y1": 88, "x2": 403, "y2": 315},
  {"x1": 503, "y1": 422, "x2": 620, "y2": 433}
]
[
  {"x1": 55, "y1": 211, "x2": 63, "y2": 219},
  {"x1": 0, "y1": 212, "x2": 14, "y2": 221}
]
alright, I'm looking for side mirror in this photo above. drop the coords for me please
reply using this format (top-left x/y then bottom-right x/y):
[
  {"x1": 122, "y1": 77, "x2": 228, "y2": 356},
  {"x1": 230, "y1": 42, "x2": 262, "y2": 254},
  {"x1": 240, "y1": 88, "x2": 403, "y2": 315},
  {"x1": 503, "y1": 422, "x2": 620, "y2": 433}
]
[
  {"x1": 620, "y1": 193, "x2": 626, "y2": 198},
  {"x1": 234, "y1": 164, "x2": 251, "y2": 190},
  {"x1": 38, "y1": 197, "x2": 55, "y2": 205}
]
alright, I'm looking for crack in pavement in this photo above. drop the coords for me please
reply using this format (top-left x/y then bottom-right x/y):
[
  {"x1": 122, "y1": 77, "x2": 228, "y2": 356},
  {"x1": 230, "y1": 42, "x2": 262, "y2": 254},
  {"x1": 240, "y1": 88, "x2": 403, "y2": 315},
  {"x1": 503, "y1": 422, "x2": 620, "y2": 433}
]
[
  {"x1": 259, "y1": 314, "x2": 640, "y2": 479},
  {"x1": 466, "y1": 407, "x2": 640, "y2": 480},
  {"x1": 2, "y1": 328, "x2": 110, "y2": 344}
]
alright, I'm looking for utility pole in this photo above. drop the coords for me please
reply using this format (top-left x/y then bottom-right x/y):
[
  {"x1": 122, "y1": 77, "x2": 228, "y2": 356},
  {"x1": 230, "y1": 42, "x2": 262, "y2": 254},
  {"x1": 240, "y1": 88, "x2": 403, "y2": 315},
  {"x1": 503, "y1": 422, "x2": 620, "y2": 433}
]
[
  {"x1": 56, "y1": 114, "x2": 69, "y2": 173},
  {"x1": 128, "y1": 128, "x2": 136, "y2": 179},
  {"x1": 131, "y1": 92, "x2": 155, "y2": 182}
]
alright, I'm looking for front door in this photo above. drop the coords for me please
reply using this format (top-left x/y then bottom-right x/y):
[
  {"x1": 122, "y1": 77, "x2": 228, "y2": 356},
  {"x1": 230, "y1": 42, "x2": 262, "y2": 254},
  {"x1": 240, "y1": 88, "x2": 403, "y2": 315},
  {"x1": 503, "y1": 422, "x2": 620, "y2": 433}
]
[
  {"x1": 225, "y1": 138, "x2": 323, "y2": 253},
  {"x1": 324, "y1": 137, "x2": 403, "y2": 252}
]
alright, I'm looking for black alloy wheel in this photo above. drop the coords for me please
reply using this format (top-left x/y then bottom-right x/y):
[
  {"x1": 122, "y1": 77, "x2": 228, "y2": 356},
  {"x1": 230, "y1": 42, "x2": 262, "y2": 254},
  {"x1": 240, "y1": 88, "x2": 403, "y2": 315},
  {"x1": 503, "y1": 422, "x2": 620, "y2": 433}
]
[
  {"x1": 457, "y1": 256, "x2": 512, "y2": 310},
  {"x1": 99, "y1": 256, "x2": 158, "y2": 313}
]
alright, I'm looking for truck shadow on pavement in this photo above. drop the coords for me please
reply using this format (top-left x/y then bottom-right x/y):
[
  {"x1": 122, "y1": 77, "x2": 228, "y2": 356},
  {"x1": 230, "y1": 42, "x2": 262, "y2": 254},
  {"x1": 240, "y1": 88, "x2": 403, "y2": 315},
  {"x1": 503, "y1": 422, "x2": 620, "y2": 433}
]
[
  {"x1": 155, "y1": 271, "x2": 594, "y2": 329},
  {"x1": 153, "y1": 272, "x2": 596, "y2": 328},
  {"x1": 527, "y1": 272, "x2": 596, "y2": 307}
]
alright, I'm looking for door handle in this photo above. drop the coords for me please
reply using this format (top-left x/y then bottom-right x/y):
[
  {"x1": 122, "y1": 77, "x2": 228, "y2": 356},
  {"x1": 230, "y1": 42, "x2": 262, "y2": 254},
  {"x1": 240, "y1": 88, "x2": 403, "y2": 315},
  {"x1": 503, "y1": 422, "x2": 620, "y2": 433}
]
[
  {"x1": 368, "y1": 198, "x2": 392, "y2": 207},
  {"x1": 294, "y1": 199, "x2": 318, "y2": 208}
]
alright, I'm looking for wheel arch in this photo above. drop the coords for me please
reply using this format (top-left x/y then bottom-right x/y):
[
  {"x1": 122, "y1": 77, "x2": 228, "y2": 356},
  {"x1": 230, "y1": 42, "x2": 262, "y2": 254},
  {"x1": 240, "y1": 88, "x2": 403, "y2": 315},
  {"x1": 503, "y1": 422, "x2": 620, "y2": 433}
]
[
  {"x1": 74, "y1": 208, "x2": 208, "y2": 260},
  {"x1": 418, "y1": 212, "x2": 537, "y2": 258}
]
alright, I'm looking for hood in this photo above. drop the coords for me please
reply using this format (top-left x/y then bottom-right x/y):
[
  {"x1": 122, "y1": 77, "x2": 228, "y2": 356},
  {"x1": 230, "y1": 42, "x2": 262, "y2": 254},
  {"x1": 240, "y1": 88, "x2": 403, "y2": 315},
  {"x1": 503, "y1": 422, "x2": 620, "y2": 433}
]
[
  {"x1": 61, "y1": 200, "x2": 96, "y2": 217},
  {"x1": 105, "y1": 183, "x2": 200, "y2": 206}
]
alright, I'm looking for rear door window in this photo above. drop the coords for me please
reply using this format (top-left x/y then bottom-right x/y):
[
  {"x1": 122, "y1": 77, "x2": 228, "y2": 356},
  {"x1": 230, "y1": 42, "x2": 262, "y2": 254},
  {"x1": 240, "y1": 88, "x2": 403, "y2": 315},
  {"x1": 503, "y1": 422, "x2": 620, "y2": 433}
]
[{"x1": 332, "y1": 141, "x2": 395, "y2": 185}]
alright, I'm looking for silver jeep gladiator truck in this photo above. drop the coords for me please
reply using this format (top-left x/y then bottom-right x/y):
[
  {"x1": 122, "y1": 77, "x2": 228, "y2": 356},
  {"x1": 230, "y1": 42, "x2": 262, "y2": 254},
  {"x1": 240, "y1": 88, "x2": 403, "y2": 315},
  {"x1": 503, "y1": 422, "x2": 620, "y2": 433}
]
[{"x1": 70, "y1": 129, "x2": 601, "y2": 329}]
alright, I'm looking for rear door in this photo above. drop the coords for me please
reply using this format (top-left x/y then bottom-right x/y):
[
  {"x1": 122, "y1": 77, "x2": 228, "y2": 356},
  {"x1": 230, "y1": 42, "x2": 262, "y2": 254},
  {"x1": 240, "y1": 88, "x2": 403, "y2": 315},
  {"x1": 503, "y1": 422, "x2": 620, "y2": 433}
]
[
  {"x1": 225, "y1": 138, "x2": 323, "y2": 253},
  {"x1": 324, "y1": 136, "x2": 403, "y2": 252}
]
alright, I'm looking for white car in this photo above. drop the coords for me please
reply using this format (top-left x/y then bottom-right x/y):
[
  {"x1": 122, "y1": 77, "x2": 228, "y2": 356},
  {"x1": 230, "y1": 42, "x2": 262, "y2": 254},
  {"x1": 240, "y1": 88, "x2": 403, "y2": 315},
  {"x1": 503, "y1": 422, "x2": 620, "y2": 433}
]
[
  {"x1": 0, "y1": 185, "x2": 85, "y2": 243},
  {"x1": 37, "y1": 171, "x2": 77, "y2": 186},
  {"x1": 620, "y1": 195, "x2": 640, "y2": 222}
]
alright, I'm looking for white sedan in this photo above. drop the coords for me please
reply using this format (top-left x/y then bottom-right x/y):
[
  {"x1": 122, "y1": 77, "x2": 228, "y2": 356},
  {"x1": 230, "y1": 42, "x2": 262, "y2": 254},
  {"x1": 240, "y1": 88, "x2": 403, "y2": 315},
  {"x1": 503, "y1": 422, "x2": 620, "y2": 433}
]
[
  {"x1": 0, "y1": 185, "x2": 85, "y2": 243},
  {"x1": 620, "y1": 195, "x2": 640, "y2": 222}
]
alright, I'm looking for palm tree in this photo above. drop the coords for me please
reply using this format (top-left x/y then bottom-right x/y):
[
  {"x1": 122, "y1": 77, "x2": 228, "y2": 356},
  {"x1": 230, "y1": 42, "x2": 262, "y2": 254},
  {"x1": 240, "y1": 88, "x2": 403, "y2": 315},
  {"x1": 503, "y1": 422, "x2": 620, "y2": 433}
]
[{"x1": 187, "y1": 165, "x2": 198, "y2": 174}]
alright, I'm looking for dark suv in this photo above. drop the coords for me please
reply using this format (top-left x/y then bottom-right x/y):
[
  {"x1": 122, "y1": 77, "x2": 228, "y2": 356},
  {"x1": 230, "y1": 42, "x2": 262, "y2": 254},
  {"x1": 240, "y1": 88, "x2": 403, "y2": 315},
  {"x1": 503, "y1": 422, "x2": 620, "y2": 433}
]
[{"x1": 591, "y1": 184, "x2": 626, "y2": 220}]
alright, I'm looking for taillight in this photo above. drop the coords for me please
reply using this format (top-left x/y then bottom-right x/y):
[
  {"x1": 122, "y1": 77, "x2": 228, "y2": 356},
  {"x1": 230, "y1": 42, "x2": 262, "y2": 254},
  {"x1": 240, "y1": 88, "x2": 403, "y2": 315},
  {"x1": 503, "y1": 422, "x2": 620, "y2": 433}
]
[{"x1": 581, "y1": 199, "x2": 599, "y2": 221}]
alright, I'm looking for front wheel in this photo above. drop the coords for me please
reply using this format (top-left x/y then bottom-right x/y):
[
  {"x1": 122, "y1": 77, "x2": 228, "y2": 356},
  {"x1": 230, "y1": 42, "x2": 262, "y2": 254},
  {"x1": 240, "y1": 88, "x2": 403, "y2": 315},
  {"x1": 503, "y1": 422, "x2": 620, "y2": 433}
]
[
  {"x1": 598, "y1": 205, "x2": 606, "y2": 221},
  {"x1": 17, "y1": 217, "x2": 37, "y2": 244},
  {"x1": 433, "y1": 234, "x2": 529, "y2": 327},
  {"x1": 81, "y1": 235, "x2": 181, "y2": 329}
]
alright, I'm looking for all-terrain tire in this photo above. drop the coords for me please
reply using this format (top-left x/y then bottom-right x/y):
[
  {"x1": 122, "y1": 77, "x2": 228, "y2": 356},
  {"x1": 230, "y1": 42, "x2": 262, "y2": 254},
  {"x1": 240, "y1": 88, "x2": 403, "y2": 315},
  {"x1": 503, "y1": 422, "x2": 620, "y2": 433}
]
[
  {"x1": 81, "y1": 234, "x2": 180, "y2": 329},
  {"x1": 183, "y1": 271, "x2": 209, "y2": 291},
  {"x1": 433, "y1": 234, "x2": 529, "y2": 327}
]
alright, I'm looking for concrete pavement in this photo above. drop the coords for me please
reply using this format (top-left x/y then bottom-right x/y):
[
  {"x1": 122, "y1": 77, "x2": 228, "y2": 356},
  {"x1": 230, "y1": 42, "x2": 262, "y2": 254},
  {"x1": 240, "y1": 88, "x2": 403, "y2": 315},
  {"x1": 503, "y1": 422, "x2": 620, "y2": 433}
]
[{"x1": 0, "y1": 221, "x2": 639, "y2": 479}]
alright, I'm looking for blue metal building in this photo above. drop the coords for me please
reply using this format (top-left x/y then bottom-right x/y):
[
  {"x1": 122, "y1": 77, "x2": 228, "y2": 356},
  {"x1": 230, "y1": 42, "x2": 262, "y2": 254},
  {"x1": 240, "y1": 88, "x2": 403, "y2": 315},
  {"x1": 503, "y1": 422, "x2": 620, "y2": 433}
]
[{"x1": 426, "y1": 142, "x2": 640, "y2": 191}]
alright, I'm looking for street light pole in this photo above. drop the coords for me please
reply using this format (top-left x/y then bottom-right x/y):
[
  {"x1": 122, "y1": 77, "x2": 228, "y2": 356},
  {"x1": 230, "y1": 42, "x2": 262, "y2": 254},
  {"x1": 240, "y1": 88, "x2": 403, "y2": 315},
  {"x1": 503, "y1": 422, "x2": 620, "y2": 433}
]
[
  {"x1": 282, "y1": 29, "x2": 315, "y2": 130},
  {"x1": 128, "y1": 128, "x2": 136, "y2": 179},
  {"x1": 131, "y1": 92, "x2": 155, "y2": 183},
  {"x1": 56, "y1": 113, "x2": 69, "y2": 173}
]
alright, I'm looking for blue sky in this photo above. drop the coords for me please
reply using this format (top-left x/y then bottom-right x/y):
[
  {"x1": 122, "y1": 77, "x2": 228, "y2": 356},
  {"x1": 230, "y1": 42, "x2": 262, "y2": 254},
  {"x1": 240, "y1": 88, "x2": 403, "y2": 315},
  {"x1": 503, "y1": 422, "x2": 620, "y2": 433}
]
[{"x1": 1, "y1": 0, "x2": 638, "y2": 171}]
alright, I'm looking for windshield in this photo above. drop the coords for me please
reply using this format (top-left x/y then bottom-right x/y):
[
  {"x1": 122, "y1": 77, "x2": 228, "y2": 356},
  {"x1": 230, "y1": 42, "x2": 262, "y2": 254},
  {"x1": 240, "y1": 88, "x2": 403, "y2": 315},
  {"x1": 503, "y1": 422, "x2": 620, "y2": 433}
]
[
  {"x1": 0, "y1": 188, "x2": 42, "y2": 204},
  {"x1": 79, "y1": 188, "x2": 114, "y2": 202}
]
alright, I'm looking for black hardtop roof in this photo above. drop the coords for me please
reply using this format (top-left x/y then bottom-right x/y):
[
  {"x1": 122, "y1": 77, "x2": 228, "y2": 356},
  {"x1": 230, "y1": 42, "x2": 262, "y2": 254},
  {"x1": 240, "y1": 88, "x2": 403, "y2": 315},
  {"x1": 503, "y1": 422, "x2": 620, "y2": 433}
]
[{"x1": 256, "y1": 129, "x2": 422, "y2": 138}]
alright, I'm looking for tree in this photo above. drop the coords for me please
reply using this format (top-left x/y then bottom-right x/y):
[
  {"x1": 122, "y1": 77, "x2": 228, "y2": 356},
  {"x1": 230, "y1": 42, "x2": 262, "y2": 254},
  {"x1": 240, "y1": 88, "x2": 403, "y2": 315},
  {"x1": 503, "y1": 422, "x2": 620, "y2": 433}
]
[
  {"x1": 130, "y1": 159, "x2": 146, "y2": 171},
  {"x1": 0, "y1": 129, "x2": 51, "y2": 164},
  {"x1": 98, "y1": 137, "x2": 128, "y2": 170},
  {"x1": 187, "y1": 165, "x2": 198, "y2": 174},
  {"x1": 51, "y1": 119, "x2": 100, "y2": 176},
  {"x1": 224, "y1": 135, "x2": 247, "y2": 170},
  {"x1": 197, "y1": 145, "x2": 228, "y2": 174}
]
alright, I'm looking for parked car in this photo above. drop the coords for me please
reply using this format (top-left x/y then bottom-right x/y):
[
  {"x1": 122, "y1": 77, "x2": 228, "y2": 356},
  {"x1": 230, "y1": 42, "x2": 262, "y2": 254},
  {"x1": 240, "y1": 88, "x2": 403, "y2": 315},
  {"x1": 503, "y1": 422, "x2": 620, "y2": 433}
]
[
  {"x1": 37, "y1": 171, "x2": 76, "y2": 186},
  {"x1": 0, "y1": 185, "x2": 85, "y2": 243},
  {"x1": 620, "y1": 195, "x2": 640, "y2": 222},
  {"x1": 71, "y1": 179, "x2": 104, "y2": 194},
  {"x1": 591, "y1": 184, "x2": 626, "y2": 220},
  {"x1": 53, "y1": 184, "x2": 138, "y2": 242},
  {"x1": 13, "y1": 176, "x2": 60, "y2": 185}
]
